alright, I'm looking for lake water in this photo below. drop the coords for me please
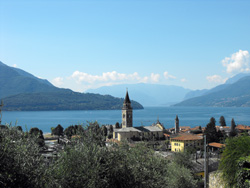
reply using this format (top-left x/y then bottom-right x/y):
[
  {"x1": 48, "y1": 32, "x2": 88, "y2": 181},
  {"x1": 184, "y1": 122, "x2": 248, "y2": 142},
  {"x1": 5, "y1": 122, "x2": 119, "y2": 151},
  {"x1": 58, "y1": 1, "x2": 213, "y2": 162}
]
[{"x1": 2, "y1": 107, "x2": 250, "y2": 133}]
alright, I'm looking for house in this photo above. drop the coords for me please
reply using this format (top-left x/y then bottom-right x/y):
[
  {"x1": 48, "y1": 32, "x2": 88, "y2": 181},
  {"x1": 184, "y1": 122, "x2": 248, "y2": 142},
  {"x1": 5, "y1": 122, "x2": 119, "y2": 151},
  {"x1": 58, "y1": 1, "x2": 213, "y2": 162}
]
[
  {"x1": 170, "y1": 133, "x2": 203, "y2": 152},
  {"x1": 236, "y1": 124, "x2": 250, "y2": 133}
]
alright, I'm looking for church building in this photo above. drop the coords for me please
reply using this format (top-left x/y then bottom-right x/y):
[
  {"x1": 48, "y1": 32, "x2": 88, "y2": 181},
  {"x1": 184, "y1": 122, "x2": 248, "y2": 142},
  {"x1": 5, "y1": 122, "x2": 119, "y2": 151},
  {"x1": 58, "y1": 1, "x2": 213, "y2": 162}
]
[{"x1": 113, "y1": 90, "x2": 164, "y2": 141}]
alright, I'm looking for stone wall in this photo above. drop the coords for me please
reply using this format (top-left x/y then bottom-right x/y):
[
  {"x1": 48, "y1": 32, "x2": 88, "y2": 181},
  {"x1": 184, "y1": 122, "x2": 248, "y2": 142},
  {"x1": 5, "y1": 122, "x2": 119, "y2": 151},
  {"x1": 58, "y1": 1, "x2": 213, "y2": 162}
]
[{"x1": 209, "y1": 171, "x2": 226, "y2": 188}]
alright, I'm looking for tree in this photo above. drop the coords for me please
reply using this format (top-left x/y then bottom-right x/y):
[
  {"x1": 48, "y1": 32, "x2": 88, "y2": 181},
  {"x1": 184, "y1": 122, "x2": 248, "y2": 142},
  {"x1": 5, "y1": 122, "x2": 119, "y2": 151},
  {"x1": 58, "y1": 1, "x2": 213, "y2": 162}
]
[
  {"x1": 109, "y1": 125, "x2": 114, "y2": 133},
  {"x1": 29, "y1": 127, "x2": 45, "y2": 147},
  {"x1": 51, "y1": 127, "x2": 55, "y2": 134},
  {"x1": 101, "y1": 125, "x2": 108, "y2": 137},
  {"x1": 204, "y1": 117, "x2": 220, "y2": 143},
  {"x1": 219, "y1": 135, "x2": 250, "y2": 187},
  {"x1": 230, "y1": 118, "x2": 237, "y2": 137},
  {"x1": 52, "y1": 124, "x2": 64, "y2": 136},
  {"x1": 115, "y1": 122, "x2": 120, "y2": 128},
  {"x1": 0, "y1": 127, "x2": 47, "y2": 187},
  {"x1": 16, "y1": 126, "x2": 23, "y2": 132},
  {"x1": 47, "y1": 139, "x2": 198, "y2": 188},
  {"x1": 219, "y1": 116, "x2": 226, "y2": 127}
]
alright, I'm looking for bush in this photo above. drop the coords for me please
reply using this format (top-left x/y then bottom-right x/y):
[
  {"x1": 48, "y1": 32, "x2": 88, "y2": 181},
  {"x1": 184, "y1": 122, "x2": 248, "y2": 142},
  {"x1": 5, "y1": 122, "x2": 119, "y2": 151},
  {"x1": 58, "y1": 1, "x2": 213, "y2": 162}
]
[{"x1": 0, "y1": 127, "x2": 47, "y2": 187}]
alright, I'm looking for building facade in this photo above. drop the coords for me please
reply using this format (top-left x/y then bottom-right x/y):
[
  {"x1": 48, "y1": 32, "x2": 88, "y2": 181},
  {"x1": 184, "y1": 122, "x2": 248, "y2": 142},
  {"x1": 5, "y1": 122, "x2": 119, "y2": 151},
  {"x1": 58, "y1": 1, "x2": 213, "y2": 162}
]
[{"x1": 171, "y1": 133, "x2": 203, "y2": 152}]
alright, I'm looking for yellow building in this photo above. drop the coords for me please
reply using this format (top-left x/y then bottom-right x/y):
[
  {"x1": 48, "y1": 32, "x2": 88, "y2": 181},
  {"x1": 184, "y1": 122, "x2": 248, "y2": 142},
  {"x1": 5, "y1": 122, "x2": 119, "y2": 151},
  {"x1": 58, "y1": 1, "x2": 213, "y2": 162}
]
[{"x1": 171, "y1": 133, "x2": 203, "y2": 152}]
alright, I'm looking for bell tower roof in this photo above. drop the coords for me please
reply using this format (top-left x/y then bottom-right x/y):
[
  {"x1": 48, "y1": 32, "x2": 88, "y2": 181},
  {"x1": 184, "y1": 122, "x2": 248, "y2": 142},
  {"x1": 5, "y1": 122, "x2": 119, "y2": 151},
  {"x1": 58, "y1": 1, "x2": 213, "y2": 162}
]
[{"x1": 124, "y1": 90, "x2": 131, "y2": 104}]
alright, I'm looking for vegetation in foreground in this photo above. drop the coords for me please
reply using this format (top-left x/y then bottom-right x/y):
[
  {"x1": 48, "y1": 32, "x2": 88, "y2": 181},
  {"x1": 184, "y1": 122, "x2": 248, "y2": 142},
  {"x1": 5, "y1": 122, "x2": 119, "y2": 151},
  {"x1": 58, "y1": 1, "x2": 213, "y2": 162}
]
[
  {"x1": 219, "y1": 134, "x2": 250, "y2": 187},
  {"x1": 0, "y1": 124, "x2": 199, "y2": 188}
]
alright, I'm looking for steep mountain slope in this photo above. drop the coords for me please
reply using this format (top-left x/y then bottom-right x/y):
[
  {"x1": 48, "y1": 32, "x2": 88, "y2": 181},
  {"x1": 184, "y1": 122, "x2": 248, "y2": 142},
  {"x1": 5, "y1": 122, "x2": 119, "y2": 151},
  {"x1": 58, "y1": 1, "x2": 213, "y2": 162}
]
[
  {"x1": 174, "y1": 76, "x2": 250, "y2": 107},
  {"x1": 184, "y1": 73, "x2": 250, "y2": 100},
  {"x1": 87, "y1": 83, "x2": 191, "y2": 106},
  {"x1": 0, "y1": 62, "x2": 143, "y2": 110},
  {"x1": 0, "y1": 61, "x2": 57, "y2": 99}
]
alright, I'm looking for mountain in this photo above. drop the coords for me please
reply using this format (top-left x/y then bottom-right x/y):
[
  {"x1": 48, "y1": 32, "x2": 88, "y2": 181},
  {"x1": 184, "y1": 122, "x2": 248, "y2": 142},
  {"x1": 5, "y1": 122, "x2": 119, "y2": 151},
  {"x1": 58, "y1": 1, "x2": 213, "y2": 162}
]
[
  {"x1": 0, "y1": 62, "x2": 143, "y2": 110},
  {"x1": 183, "y1": 73, "x2": 250, "y2": 100},
  {"x1": 225, "y1": 73, "x2": 250, "y2": 84},
  {"x1": 174, "y1": 76, "x2": 250, "y2": 107},
  {"x1": 86, "y1": 83, "x2": 191, "y2": 106},
  {"x1": 0, "y1": 61, "x2": 58, "y2": 99}
]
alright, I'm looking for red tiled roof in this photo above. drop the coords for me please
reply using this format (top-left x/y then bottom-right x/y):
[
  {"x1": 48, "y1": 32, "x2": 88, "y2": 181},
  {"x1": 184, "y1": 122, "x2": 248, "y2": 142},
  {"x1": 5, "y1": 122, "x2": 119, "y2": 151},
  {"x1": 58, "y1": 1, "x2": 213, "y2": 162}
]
[
  {"x1": 208, "y1": 142, "x2": 225, "y2": 148},
  {"x1": 236, "y1": 124, "x2": 250, "y2": 130},
  {"x1": 180, "y1": 126, "x2": 191, "y2": 130},
  {"x1": 171, "y1": 133, "x2": 203, "y2": 141}
]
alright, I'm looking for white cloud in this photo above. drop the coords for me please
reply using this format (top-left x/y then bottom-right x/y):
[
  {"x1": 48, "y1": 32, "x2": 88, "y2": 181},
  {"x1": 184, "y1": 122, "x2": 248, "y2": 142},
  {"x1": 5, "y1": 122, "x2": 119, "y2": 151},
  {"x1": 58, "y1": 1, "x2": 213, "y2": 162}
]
[
  {"x1": 52, "y1": 77, "x2": 64, "y2": 86},
  {"x1": 150, "y1": 73, "x2": 160, "y2": 83},
  {"x1": 70, "y1": 71, "x2": 162, "y2": 85},
  {"x1": 163, "y1": 71, "x2": 176, "y2": 80},
  {"x1": 222, "y1": 50, "x2": 250, "y2": 73},
  {"x1": 13, "y1": 64, "x2": 17, "y2": 68},
  {"x1": 206, "y1": 75, "x2": 227, "y2": 83},
  {"x1": 71, "y1": 71, "x2": 143, "y2": 83}
]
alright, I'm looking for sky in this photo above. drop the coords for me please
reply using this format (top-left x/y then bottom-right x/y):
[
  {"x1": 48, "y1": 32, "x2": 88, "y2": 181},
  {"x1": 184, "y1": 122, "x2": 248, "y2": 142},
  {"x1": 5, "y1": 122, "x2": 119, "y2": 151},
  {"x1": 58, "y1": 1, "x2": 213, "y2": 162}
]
[{"x1": 0, "y1": 0, "x2": 250, "y2": 92}]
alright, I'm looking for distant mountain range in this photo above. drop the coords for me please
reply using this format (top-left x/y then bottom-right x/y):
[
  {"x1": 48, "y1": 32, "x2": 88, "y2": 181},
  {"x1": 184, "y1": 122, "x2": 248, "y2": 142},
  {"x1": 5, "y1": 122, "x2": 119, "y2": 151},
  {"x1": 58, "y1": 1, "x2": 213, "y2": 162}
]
[
  {"x1": 2, "y1": 60, "x2": 250, "y2": 109},
  {"x1": 175, "y1": 74, "x2": 250, "y2": 107},
  {"x1": 0, "y1": 62, "x2": 143, "y2": 111},
  {"x1": 183, "y1": 73, "x2": 250, "y2": 101},
  {"x1": 87, "y1": 83, "x2": 191, "y2": 107}
]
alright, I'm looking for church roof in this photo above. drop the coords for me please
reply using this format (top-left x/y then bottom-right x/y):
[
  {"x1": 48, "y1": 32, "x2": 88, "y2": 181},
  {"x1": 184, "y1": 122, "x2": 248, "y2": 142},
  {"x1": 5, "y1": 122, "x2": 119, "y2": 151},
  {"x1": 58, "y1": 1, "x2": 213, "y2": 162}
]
[
  {"x1": 124, "y1": 91, "x2": 131, "y2": 104},
  {"x1": 113, "y1": 126, "x2": 162, "y2": 133}
]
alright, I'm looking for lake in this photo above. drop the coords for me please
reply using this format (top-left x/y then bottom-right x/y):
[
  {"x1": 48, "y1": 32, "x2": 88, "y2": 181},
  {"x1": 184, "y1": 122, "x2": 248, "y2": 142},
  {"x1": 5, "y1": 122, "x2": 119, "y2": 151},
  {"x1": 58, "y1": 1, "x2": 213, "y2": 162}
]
[{"x1": 2, "y1": 107, "x2": 250, "y2": 133}]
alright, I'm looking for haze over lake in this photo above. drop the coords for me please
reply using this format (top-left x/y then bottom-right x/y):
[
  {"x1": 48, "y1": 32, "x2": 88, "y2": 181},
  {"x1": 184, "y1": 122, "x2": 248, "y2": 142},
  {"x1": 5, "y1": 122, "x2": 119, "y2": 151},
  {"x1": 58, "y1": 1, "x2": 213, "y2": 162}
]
[{"x1": 2, "y1": 107, "x2": 250, "y2": 133}]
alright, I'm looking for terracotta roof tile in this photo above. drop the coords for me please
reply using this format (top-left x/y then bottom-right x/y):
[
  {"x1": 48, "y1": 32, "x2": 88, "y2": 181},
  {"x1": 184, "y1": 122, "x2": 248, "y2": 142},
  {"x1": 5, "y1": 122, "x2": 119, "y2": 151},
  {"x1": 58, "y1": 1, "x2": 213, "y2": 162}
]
[
  {"x1": 171, "y1": 133, "x2": 203, "y2": 141},
  {"x1": 236, "y1": 124, "x2": 250, "y2": 130},
  {"x1": 208, "y1": 142, "x2": 225, "y2": 148}
]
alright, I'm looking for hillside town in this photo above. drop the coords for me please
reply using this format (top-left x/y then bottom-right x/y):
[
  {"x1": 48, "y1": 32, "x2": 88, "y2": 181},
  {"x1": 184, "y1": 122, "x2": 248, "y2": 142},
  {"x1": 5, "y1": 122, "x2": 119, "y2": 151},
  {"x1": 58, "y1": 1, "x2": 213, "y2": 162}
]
[{"x1": 1, "y1": 91, "x2": 250, "y2": 187}]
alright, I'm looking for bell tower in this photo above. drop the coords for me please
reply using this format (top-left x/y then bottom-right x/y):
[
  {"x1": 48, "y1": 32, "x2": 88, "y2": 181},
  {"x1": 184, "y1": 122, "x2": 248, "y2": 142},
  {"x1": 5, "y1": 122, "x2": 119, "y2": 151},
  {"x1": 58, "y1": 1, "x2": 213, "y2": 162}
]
[
  {"x1": 122, "y1": 90, "x2": 133, "y2": 128},
  {"x1": 175, "y1": 115, "x2": 179, "y2": 134}
]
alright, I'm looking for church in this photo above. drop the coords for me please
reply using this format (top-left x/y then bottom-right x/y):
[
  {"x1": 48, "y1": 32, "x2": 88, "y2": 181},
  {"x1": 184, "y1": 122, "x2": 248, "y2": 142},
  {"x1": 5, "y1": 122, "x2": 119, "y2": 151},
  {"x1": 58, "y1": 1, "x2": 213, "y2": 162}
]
[{"x1": 113, "y1": 90, "x2": 164, "y2": 141}]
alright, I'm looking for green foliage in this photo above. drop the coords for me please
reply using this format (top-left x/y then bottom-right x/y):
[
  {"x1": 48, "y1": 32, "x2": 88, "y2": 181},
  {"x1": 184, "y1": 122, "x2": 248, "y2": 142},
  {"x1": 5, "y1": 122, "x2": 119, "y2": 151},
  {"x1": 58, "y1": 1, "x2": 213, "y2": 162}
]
[
  {"x1": 230, "y1": 118, "x2": 237, "y2": 137},
  {"x1": 101, "y1": 125, "x2": 108, "y2": 137},
  {"x1": 29, "y1": 127, "x2": 45, "y2": 147},
  {"x1": 167, "y1": 162, "x2": 198, "y2": 188},
  {"x1": 236, "y1": 156, "x2": 250, "y2": 188},
  {"x1": 50, "y1": 127, "x2": 55, "y2": 134},
  {"x1": 2, "y1": 91, "x2": 143, "y2": 111},
  {"x1": 52, "y1": 124, "x2": 64, "y2": 136},
  {"x1": 1, "y1": 123, "x2": 199, "y2": 188},
  {"x1": 48, "y1": 139, "x2": 196, "y2": 188},
  {"x1": 219, "y1": 135, "x2": 250, "y2": 187},
  {"x1": 0, "y1": 127, "x2": 47, "y2": 187},
  {"x1": 219, "y1": 116, "x2": 227, "y2": 127},
  {"x1": 171, "y1": 151, "x2": 194, "y2": 171},
  {"x1": 64, "y1": 124, "x2": 84, "y2": 139},
  {"x1": 204, "y1": 117, "x2": 220, "y2": 143}
]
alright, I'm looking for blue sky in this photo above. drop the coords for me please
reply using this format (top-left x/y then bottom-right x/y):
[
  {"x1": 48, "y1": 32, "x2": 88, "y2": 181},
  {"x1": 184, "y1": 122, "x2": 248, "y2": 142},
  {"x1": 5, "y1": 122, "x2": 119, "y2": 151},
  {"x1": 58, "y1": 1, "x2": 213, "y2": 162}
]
[{"x1": 1, "y1": 0, "x2": 250, "y2": 92}]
